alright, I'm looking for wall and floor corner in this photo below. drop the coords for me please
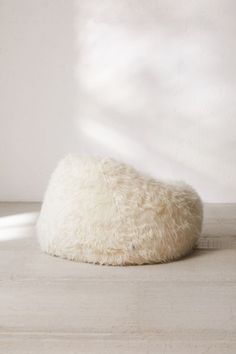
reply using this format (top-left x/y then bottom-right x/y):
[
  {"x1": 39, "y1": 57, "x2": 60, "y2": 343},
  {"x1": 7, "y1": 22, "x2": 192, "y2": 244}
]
[{"x1": 0, "y1": 0, "x2": 236, "y2": 203}]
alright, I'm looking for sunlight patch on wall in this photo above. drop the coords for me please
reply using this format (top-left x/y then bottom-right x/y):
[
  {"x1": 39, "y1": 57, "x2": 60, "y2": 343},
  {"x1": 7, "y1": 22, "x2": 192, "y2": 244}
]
[
  {"x1": 78, "y1": 119, "x2": 147, "y2": 161},
  {"x1": 74, "y1": 1, "x2": 236, "y2": 201}
]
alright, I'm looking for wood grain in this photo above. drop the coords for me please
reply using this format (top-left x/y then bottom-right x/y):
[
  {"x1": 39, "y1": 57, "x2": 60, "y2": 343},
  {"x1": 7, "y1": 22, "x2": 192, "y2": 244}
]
[{"x1": 0, "y1": 203, "x2": 235, "y2": 353}]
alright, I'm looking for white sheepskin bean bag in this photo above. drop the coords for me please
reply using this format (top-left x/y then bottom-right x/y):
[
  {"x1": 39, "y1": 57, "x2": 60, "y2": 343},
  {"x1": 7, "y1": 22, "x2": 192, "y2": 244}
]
[{"x1": 37, "y1": 155, "x2": 203, "y2": 265}]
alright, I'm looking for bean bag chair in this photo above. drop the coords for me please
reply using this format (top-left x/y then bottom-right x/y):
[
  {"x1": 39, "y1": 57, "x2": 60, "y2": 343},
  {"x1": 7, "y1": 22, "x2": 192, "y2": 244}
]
[{"x1": 37, "y1": 155, "x2": 203, "y2": 265}]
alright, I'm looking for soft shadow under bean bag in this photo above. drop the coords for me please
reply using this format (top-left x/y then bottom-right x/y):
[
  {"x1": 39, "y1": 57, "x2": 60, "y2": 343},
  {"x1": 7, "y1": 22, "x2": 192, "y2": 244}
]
[{"x1": 37, "y1": 155, "x2": 203, "y2": 265}]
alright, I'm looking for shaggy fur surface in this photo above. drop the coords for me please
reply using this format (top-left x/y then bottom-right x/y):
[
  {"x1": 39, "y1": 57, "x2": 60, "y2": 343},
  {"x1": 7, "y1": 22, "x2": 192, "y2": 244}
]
[{"x1": 37, "y1": 155, "x2": 203, "y2": 265}]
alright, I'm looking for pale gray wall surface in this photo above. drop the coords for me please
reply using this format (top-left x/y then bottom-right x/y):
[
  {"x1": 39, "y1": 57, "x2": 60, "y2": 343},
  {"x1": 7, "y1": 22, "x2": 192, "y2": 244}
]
[{"x1": 0, "y1": 0, "x2": 236, "y2": 202}]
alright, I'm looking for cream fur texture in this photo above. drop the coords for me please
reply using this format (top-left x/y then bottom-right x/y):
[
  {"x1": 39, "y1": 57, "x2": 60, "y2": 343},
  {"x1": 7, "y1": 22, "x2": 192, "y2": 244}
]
[{"x1": 37, "y1": 155, "x2": 203, "y2": 265}]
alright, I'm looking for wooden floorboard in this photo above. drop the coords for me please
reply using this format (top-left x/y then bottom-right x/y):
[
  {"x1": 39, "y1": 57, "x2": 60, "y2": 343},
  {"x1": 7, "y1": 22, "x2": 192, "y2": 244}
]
[{"x1": 0, "y1": 203, "x2": 235, "y2": 353}]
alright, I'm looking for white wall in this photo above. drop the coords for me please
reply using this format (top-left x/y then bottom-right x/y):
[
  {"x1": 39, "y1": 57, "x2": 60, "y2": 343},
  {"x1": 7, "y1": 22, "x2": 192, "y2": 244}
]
[{"x1": 0, "y1": 0, "x2": 236, "y2": 202}]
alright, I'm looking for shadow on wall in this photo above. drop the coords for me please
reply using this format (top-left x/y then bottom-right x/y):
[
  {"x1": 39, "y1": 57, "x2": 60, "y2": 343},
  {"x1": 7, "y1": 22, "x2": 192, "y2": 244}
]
[
  {"x1": 0, "y1": 0, "x2": 235, "y2": 202},
  {"x1": 74, "y1": 0, "x2": 236, "y2": 202}
]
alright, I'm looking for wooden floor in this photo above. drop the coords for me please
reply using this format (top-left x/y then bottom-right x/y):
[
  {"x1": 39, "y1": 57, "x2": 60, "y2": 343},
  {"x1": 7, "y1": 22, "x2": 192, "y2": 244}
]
[{"x1": 0, "y1": 203, "x2": 235, "y2": 353}]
